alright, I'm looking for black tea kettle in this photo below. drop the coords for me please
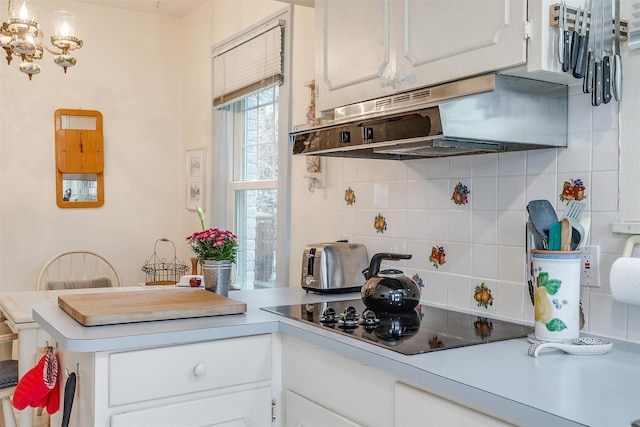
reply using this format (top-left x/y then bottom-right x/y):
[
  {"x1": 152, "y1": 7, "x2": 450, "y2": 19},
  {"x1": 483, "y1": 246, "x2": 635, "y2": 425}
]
[{"x1": 361, "y1": 253, "x2": 420, "y2": 313}]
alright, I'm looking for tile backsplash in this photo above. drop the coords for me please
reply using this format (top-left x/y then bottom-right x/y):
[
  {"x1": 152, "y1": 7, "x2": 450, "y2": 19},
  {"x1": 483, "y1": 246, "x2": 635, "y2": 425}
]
[{"x1": 331, "y1": 85, "x2": 640, "y2": 343}]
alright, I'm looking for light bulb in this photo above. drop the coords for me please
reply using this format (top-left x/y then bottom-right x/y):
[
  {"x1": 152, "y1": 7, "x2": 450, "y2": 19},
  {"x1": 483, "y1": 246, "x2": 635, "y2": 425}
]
[
  {"x1": 19, "y1": 2, "x2": 28, "y2": 20},
  {"x1": 61, "y1": 21, "x2": 70, "y2": 37}
]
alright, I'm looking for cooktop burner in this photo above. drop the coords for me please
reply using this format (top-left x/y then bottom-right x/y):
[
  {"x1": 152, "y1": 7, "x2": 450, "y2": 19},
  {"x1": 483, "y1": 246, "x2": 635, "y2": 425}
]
[{"x1": 262, "y1": 299, "x2": 532, "y2": 355}]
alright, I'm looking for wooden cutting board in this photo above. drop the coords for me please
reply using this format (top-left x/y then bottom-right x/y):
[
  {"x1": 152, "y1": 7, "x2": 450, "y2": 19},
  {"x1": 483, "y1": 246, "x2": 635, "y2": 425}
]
[{"x1": 58, "y1": 288, "x2": 247, "y2": 326}]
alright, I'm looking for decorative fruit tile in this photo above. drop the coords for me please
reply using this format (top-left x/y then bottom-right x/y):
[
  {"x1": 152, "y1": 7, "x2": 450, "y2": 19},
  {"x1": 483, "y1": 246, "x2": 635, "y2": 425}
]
[
  {"x1": 429, "y1": 246, "x2": 446, "y2": 268},
  {"x1": 560, "y1": 178, "x2": 587, "y2": 202},
  {"x1": 473, "y1": 317, "x2": 494, "y2": 339},
  {"x1": 473, "y1": 282, "x2": 494, "y2": 309},
  {"x1": 344, "y1": 186, "x2": 356, "y2": 205},
  {"x1": 411, "y1": 273, "x2": 424, "y2": 295},
  {"x1": 374, "y1": 213, "x2": 387, "y2": 234},
  {"x1": 451, "y1": 182, "x2": 470, "y2": 205}
]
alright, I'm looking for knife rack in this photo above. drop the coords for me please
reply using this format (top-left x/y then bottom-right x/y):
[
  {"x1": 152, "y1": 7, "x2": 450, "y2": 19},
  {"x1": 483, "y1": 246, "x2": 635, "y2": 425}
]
[{"x1": 549, "y1": 3, "x2": 628, "y2": 41}]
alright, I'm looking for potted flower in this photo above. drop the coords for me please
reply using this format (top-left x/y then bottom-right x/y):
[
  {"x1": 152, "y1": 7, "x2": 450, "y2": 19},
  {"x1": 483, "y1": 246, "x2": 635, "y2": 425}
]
[{"x1": 186, "y1": 205, "x2": 238, "y2": 296}]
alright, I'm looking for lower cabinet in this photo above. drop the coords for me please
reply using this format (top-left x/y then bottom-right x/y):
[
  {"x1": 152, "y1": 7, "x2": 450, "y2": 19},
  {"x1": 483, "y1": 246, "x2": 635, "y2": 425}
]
[
  {"x1": 281, "y1": 336, "x2": 517, "y2": 427},
  {"x1": 285, "y1": 390, "x2": 362, "y2": 427},
  {"x1": 395, "y1": 382, "x2": 515, "y2": 427},
  {"x1": 52, "y1": 334, "x2": 274, "y2": 427}
]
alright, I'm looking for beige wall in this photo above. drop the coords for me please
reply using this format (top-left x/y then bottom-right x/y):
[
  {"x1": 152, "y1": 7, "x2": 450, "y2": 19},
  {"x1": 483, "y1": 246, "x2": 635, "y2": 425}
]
[{"x1": 0, "y1": 1, "x2": 184, "y2": 292}]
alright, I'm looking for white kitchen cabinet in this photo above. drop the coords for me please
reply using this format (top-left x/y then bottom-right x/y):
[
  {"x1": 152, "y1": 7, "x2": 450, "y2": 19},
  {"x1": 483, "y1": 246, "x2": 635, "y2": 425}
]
[
  {"x1": 395, "y1": 382, "x2": 516, "y2": 427},
  {"x1": 281, "y1": 335, "x2": 518, "y2": 427},
  {"x1": 315, "y1": 0, "x2": 527, "y2": 115},
  {"x1": 52, "y1": 334, "x2": 274, "y2": 427},
  {"x1": 285, "y1": 390, "x2": 363, "y2": 427}
]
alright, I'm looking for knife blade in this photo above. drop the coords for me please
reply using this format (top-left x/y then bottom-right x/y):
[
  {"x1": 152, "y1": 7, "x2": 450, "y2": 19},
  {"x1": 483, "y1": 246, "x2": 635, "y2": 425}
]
[
  {"x1": 602, "y1": 0, "x2": 613, "y2": 104},
  {"x1": 570, "y1": 6, "x2": 583, "y2": 70},
  {"x1": 558, "y1": 1, "x2": 565, "y2": 66},
  {"x1": 584, "y1": 0, "x2": 595, "y2": 92},
  {"x1": 592, "y1": 0, "x2": 603, "y2": 106},
  {"x1": 613, "y1": 0, "x2": 622, "y2": 101},
  {"x1": 561, "y1": 1, "x2": 572, "y2": 72}
]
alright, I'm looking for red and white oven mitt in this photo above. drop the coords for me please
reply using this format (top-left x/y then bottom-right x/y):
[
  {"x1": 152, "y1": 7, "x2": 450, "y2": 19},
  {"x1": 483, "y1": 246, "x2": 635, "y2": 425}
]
[{"x1": 13, "y1": 349, "x2": 60, "y2": 414}]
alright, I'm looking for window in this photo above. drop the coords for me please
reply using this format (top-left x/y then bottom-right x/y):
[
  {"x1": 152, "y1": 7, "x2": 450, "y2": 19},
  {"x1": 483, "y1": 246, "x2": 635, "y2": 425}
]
[{"x1": 211, "y1": 9, "x2": 291, "y2": 290}]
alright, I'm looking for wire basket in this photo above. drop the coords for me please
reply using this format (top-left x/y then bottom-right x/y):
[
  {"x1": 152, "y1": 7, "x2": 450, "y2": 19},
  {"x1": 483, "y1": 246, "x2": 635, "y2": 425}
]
[{"x1": 141, "y1": 238, "x2": 189, "y2": 285}]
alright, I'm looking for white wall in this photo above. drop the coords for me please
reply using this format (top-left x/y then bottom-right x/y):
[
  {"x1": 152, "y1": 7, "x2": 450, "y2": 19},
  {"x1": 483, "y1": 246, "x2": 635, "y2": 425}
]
[{"x1": 0, "y1": 1, "x2": 183, "y2": 292}]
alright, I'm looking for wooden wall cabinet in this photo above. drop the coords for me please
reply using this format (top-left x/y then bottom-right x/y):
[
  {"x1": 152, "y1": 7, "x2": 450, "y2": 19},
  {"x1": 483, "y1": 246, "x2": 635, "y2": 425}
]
[{"x1": 54, "y1": 109, "x2": 104, "y2": 208}]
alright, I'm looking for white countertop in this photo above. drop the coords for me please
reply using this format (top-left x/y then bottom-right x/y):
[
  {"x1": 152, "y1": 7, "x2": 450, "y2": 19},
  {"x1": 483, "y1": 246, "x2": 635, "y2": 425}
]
[{"x1": 31, "y1": 286, "x2": 640, "y2": 427}]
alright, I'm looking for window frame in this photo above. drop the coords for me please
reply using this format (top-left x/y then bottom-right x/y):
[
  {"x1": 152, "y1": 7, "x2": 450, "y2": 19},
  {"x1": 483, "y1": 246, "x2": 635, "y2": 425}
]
[{"x1": 210, "y1": 7, "x2": 292, "y2": 287}]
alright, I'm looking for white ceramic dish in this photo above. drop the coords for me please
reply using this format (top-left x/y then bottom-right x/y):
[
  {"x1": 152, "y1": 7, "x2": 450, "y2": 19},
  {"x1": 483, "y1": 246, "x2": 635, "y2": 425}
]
[{"x1": 528, "y1": 337, "x2": 613, "y2": 357}]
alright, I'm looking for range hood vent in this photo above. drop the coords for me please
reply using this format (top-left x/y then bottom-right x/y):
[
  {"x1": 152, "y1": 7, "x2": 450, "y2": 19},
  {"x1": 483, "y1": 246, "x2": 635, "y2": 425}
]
[{"x1": 291, "y1": 74, "x2": 568, "y2": 160}]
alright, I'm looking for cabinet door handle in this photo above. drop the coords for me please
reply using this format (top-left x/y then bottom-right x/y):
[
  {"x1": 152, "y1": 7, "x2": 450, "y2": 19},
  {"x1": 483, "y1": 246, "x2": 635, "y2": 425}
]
[{"x1": 193, "y1": 363, "x2": 207, "y2": 377}]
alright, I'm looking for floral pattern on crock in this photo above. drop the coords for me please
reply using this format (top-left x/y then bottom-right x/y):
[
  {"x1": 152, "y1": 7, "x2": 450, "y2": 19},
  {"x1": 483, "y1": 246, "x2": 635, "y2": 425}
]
[
  {"x1": 344, "y1": 186, "x2": 356, "y2": 205},
  {"x1": 473, "y1": 282, "x2": 494, "y2": 309},
  {"x1": 533, "y1": 267, "x2": 568, "y2": 332},
  {"x1": 429, "y1": 246, "x2": 446, "y2": 268},
  {"x1": 560, "y1": 178, "x2": 586, "y2": 202},
  {"x1": 374, "y1": 213, "x2": 387, "y2": 234},
  {"x1": 451, "y1": 182, "x2": 470, "y2": 205}
]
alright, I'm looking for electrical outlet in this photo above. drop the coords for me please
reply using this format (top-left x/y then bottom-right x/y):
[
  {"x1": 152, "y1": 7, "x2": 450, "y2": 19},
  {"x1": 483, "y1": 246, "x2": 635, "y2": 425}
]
[{"x1": 580, "y1": 245, "x2": 601, "y2": 287}]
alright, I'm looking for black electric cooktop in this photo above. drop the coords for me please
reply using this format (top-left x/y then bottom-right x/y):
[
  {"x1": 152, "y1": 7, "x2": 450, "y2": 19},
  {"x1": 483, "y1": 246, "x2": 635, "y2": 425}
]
[{"x1": 262, "y1": 299, "x2": 532, "y2": 355}]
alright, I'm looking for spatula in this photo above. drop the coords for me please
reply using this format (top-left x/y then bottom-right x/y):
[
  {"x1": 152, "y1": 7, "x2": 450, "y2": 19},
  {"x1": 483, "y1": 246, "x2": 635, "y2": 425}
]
[
  {"x1": 561, "y1": 200, "x2": 585, "y2": 250},
  {"x1": 527, "y1": 200, "x2": 558, "y2": 248},
  {"x1": 560, "y1": 218, "x2": 572, "y2": 251}
]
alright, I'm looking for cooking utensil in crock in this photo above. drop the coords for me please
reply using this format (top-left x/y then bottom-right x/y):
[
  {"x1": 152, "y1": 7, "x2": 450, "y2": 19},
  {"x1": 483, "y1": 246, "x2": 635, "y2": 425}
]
[
  {"x1": 361, "y1": 253, "x2": 419, "y2": 313},
  {"x1": 561, "y1": 200, "x2": 585, "y2": 250},
  {"x1": 527, "y1": 200, "x2": 558, "y2": 249}
]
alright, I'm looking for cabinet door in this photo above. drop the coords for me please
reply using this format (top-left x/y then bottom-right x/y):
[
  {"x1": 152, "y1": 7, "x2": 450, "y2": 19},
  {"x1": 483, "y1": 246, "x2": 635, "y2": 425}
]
[
  {"x1": 396, "y1": 0, "x2": 527, "y2": 92},
  {"x1": 316, "y1": 0, "x2": 391, "y2": 113},
  {"x1": 285, "y1": 390, "x2": 363, "y2": 427},
  {"x1": 395, "y1": 382, "x2": 515, "y2": 427},
  {"x1": 111, "y1": 386, "x2": 272, "y2": 427}
]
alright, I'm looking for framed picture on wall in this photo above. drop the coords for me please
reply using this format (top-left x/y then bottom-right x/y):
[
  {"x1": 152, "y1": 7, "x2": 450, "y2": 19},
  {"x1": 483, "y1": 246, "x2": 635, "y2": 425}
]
[{"x1": 186, "y1": 148, "x2": 205, "y2": 210}]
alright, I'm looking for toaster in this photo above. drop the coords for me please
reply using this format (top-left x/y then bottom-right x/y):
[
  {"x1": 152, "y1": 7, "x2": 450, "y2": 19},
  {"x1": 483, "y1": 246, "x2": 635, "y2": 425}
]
[{"x1": 301, "y1": 242, "x2": 369, "y2": 293}]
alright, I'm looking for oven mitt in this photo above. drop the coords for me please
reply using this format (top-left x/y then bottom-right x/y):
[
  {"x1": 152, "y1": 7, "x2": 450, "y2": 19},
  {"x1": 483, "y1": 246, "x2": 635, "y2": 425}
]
[{"x1": 13, "y1": 350, "x2": 60, "y2": 414}]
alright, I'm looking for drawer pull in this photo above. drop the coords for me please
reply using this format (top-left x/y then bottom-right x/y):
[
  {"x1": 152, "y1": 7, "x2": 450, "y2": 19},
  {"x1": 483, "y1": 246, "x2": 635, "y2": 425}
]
[{"x1": 193, "y1": 364, "x2": 206, "y2": 377}]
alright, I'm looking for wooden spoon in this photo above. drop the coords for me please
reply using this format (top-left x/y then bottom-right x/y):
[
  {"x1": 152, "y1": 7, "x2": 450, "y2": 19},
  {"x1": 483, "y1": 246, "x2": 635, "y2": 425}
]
[{"x1": 560, "y1": 218, "x2": 571, "y2": 251}]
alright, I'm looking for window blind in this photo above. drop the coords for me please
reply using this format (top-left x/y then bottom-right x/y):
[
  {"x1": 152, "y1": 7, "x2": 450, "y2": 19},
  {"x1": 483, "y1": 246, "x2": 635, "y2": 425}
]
[{"x1": 212, "y1": 20, "x2": 284, "y2": 107}]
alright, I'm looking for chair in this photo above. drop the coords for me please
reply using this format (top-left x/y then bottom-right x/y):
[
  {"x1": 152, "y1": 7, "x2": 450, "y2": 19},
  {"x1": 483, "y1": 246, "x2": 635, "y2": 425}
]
[
  {"x1": 0, "y1": 332, "x2": 18, "y2": 427},
  {"x1": 36, "y1": 250, "x2": 123, "y2": 291}
]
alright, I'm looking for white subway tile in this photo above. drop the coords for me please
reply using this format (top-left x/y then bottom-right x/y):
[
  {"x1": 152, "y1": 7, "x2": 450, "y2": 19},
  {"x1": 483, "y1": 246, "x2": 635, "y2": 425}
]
[
  {"x1": 473, "y1": 154, "x2": 498, "y2": 177},
  {"x1": 498, "y1": 175, "x2": 526, "y2": 211},
  {"x1": 558, "y1": 132, "x2": 592, "y2": 173},
  {"x1": 472, "y1": 244, "x2": 498, "y2": 279},
  {"x1": 426, "y1": 210, "x2": 449, "y2": 241},
  {"x1": 343, "y1": 158, "x2": 359, "y2": 182},
  {"x1": 357, "y1": 158, "x2": 374, "y2": 182},
  {"x1": 471, "y1": 177, "x2": 498, "y2": 211},
  {"x1": 426, "y1": 178, "x2": 450, "y2": 210},
  {"x1": 495, "y1": 281, "x2": 525, "y2": 320},
  {"x1": 426, "y1": 157, "x2": 450, "y2": 179},
  {"x1": 527, "y1": 148, "x2": 558, "y2": 175},
  {"x1": 407, "y1": 210, "x2": 428, "y2": 240},
  {"x1": 472, "y1": 211, "x2": 497, "y2": 244},
  {"x1": 498, "y1": 211, "x2": 527, "y2": 246},
  {"x1": 372, "y1": 183, "x2": 389, "y2": 209},
  {"x1": 448, "y1": 211, "x2": 472, "y2": 243},
  {"x1": 590, "y1": 171, "x2": 618, "y2": 212},
  {"x1": 498, "y1": 151, "x2": 526, "y2": 176},
  {"x1": 525, "y1": 173, "x2": 558, "y2": 204},
  {"x1": 406, "y1": 159, "x2": 428, "y2": 180},
  {"x1": 407, "y1": 179, "x2": 428, "y2": 209},
  {"x1": 592, "y1": 100, "x2": 619, "y2": 131},
  {"x1": 497, "y1": 245, "x2": 525, "y2": 283},
  {"x1": 425, "y1": 271, "x2": 448, "y2": 305},
  {"x1": 592, "y1": 128, "x2": 619, "y2": 172},
  {"x1": 447, "y1": 274, "x2": 472, "y2": 309},
  {"x1": 450, "y1": 156, "x2": 473, "y2": 178},
  {"x1": 445, "y1": 242, "x2": 472, "y2": 276}
]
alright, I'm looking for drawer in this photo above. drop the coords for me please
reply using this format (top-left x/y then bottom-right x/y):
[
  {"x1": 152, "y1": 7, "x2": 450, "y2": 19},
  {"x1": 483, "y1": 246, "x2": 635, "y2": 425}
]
[
  {"x1": 111, "y1": 385, "x2": 272, "y2": 427},
  {"x1": 109, "y1": 334, "x2": 271, "y2": 406}
]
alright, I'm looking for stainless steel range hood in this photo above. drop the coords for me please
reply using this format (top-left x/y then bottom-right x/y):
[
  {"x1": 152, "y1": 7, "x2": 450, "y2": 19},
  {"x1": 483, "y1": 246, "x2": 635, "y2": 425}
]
[{"x1": 290, "y1": 74, "x2": 568, "y2": 160}]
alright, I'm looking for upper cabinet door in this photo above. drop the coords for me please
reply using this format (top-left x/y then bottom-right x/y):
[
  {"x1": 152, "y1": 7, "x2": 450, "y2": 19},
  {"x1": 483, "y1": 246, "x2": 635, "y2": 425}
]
[
  {"x1": 316, "y1": 0, "x2": 390, "y2": 114},
  {"x1": 396, "y1": 0, "x2": 527, "y2": 92},
  {"x1": 315, "y1": 0, "x2": 527, "y2": 116}
]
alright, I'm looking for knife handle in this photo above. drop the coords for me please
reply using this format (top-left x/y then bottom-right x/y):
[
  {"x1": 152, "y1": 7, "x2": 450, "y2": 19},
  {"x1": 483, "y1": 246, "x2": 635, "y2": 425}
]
[
  {"x1": 562, "y1": 30, "x2": 571, "y2": 72},
  {"x1": 592, "y1": 60, "x2": 603, "y2": 106},
  {"x1": 584, "y1": 51, "x2": 594, "y2": 93},
  {"x1": 573, "y1": 35, "x2": 588, "y2": 78},
  {"x1": 613, "y1": 54, "x2": 622, "y2": 101},
  {"x1": 602, "y1": 56, "x2": 612, "y2": 104},
  {"x1": 570, "y1": 31, "x2": 579, "y2": 70}
]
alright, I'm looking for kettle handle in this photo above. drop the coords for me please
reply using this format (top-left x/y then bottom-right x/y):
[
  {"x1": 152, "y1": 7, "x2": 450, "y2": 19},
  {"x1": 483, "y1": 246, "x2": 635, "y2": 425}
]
[{"x1": 362, "y1": 253, "x2": 412, "y2": 280}]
